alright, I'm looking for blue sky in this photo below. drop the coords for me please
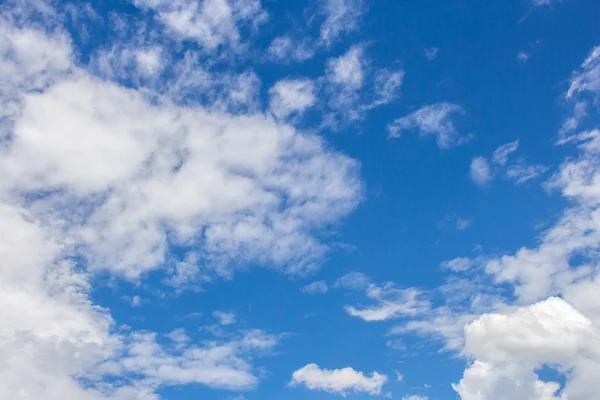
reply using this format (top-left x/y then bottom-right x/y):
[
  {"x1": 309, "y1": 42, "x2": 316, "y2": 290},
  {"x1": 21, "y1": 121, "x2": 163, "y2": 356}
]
[{"x1": 1, "y1": 0, "x2": 600, "y2": 399}]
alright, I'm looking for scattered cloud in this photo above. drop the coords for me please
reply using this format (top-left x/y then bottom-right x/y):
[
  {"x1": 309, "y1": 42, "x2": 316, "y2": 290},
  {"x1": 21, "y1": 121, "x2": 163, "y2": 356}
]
[
  {"x1": 269, "y1": 78, "x2": 316, "y2": 119},
  {"x1": 505, "y1": 162, "x2": 549, "y2": 184},
  {"x1": 266, "y1": 36, "x2": 315, "y2": 62},
  {"x1": 517, "y1": 51, "x2": 530, "y2": 62},
  {"x1": 424, "y1": 47, "x2": 439, "y2": 61},
  {"x1": 132, "y1": 0, "x2": 268, "y2": 49},
  {"x1": 290, "y1": 363, "x2": 387, "y2": 395},
  {"x1": 213, "y1": 311, "x2": 237, "y2": 325},
  {"x1": 327, "y1": 46, "x2": 365, "y2": 90},
  {"x1": 469, "y1": 156, "x2": 492, "y2": 187},
  {"x1": 345, "y1": 283, "x2": 430, "y2": 321},
  {"x1": 319, "y1": 0, "x2": 364, "y2": 46},
  {"x1": 492, "y1": 140, "x2": 519, "y2": 166},
  {"x1": 387, "y1": 103, "x2": 468, "y2": 149},
  {"x1": 438, "y1": 215, "x2": 472, "y2": 232},
  {"x1": 334, "y1": 271, "x2": 371, "y2": 290},
  {"x1": 302, "y1": 280, "x2": 329, "y2": 295}
]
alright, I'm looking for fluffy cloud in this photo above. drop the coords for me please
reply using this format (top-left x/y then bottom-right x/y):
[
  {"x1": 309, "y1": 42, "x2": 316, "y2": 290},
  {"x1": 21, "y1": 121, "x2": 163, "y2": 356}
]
[
  {"x1": 213, "y1": 311, "x2": 237, "y2": 325},
  {"x1": 0, "y1": 3, "x2": 361, "y2": 398},
  {"x1": 327, "y1": 46, "x2": 365, "y2": 90},
  {"x1": 345, "y1": 282, "x2": 429, "y2": 321},
  {"x1": 132, "y1": 0, "x2": 268, "y2": 49},
  {"x1": 302, "y1": 280, "x2": 329, "y2": 294},
  {"x1": 469, "y1": 157, "x2": 492, "y2": 187},
  {"x1": 387, "y1": 103, "x2": 468, "y2": 148},
  {"x1": 269, "y1": 78, "x2": 316, "y2": 119},
  {"x1": 290, "y1": 363, "x2": 387, "y2": 395}
]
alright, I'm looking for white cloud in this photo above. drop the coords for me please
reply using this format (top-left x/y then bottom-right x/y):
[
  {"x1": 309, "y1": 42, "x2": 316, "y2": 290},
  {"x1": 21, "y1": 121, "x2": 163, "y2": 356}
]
[
  {"x1": 269, "y1": 78, "x2": 316, "y2": 119},
  {"x1": 290, "y1": 363, "x2": 387, "y2": 396},
  {"x1": 517, "y1": 51, "x2": 530, "y2": 62},
  {"x1": 302, "y1": 280, "x2": 329, "y2": 295},
  {"x1": 368, "y1": 69, "x2": 404, "y2": 108},
  {"x1": 453, "y1": 361, "x2": 564, "y2": 400},
  {"x1": 402, "y1": 396, "x2": 428, "y2": 400},
  {"x1": 424, "y1": 47, "x2": 439, "y2": 61},
  {"x1": 319, "y1": 0, "x2": 364, "y2": 45},
  {"x1": 345, "y1": 283, "x2": 429, "y2": 321},
  {"x1": 334, "y1": 271, "x2": 371, "y2": 290},
  {"x1": 213, "y1": 311, "x2": 237, "y2": 325},
  {"x1": 0, "y1": 5, "x2": 361, "y2": 399},
  {"x1": 463, "y1": 297, "x2": 598, "y2": 365},
  {"x1": 132, "y1": 0, "x2": 268, "y2": 49},
  {"x1": 470, "y1": 157, "x2": 492, "y2": 187},
  {"x1": 387, "y1": 103, "x2": 468, "y2": 149},
  {"x1": 266, "y1": 36, "x2": 315, "y2": 62},
  {"x1": 567, "y1": 46, "x2": 600, "y2": 100},
  {"x1": 492, "y1": 140, "x2": 519, "y2": 166},
  {"x1": 505, "y1": 162, "x2": 549, "y2": 184},
  {"x1": 327, "y1": 46, "x2": 365, "y2": 90}
]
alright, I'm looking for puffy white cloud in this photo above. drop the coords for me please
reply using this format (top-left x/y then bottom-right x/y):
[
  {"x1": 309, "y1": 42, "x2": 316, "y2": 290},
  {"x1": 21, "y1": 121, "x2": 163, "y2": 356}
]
[
  {"x1": 302, "y1": 280, "x2": 329, "y2": 294},
  {"x1": 0, "y1": 4, "x2": 361, "y2": 399},
  {"x1": 453, "y1": 361, "x2": 564, "y2": 400},
  {"x1": 492, "y1": 140, "x2": 519, "y2": 166},
  {"x1": 470, "y1": 157, "x2": 492, "y2": 187},
  {"x1": 319, "y1": 0, "x2": 364, "y2": 45},
  {"x1": 269, "y1": 78, "x2": 316, "y2": 119},
  {"x1": 345, "y1": 283, "x2": 429, "y2": 321},
  {"x1": 387, "y1": 103, "x2": 468, "y2": 148},
  {"x1": 402, "y1": 396, "x2": 428, "y2": 400},
  {"x1": 327, "y1": 46, "x2": 365, "y2": 90},
  {"x1": 290, "y1": 363, "x2": 387, "y2": 395},
  {"x1": 463, "y1": 297, "x2": 598, "y2": 365},
  {"x1": 132, "y1": 0, "x2": 268, "y2": 49},
  {"x1": 213, "y1": 311, "x2": 237, "y2": 325}
]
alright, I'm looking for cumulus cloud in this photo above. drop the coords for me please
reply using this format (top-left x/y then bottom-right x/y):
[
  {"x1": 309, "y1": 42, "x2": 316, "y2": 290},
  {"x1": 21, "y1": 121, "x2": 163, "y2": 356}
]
[
  {"x1": 290, "y1": 363, "x2": 387, "y2": 395},
  {"x1": 345, "y1": 283, "x2": 430, "y2": 321},
  {"x1": 269, "y1": 78, "x2": 316, "y2": 119},
  {"x1": 387, "y1": 103, "x2": 468, "y2": 148},
  {"x1": 327, "y1": 46, "x2": 365, "y2": 90},
  {"x1": 213, "y1": 311, "x2": 237, "y2": 325},
  {"x1": 132, "y1": 0, "x2": 268, "y2": 49},
  {"x1": 302, "y1": 280, "x2": 329, "y2": 294},
  {"x1": 469, "y1": 157, "x2": 492, "y2": 187},
  {"x1": 0, "y1": 2, "x2": 362, "y2": 398}
]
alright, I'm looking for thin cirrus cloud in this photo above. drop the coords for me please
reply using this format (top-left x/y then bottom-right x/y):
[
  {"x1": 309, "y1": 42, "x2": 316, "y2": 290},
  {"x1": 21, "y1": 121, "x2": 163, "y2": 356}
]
[
  {"x1": 290, "y1": 363, "x2": 387, "y2": 396},
  {"x1": 344, "y1": 281, "x2": 430, "y2": 321}
]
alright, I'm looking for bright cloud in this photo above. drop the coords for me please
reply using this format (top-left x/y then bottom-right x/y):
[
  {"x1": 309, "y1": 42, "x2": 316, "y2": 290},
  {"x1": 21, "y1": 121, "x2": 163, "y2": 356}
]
[
  {"x1": 290, "y1": 363, "x2": 387, "y2": 395},
  {"x1": 269, "y1": 78, "x2": 316, "y2": 119},
  {"x1": 302, "y1": 280, "x2": 329, "y2": 294}
]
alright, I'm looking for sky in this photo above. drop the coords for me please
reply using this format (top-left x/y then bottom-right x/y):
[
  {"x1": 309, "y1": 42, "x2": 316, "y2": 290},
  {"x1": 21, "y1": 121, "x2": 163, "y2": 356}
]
[{"x1": 1, "y1": 0, "x2": 600, "y2": 399}]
